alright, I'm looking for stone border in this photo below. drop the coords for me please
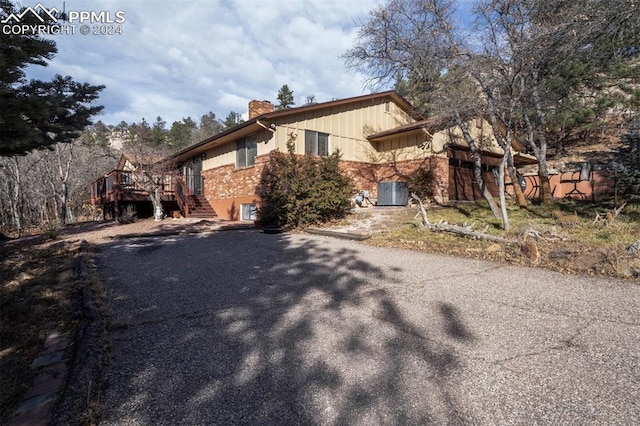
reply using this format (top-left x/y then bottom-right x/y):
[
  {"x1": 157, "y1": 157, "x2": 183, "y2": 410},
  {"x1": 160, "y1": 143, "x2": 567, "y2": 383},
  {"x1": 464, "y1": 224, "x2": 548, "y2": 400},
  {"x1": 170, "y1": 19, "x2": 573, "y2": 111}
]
[
  {"x1": 8, "y1": 241, "x2": 106, "y2": 425},
  {"x1": 305, "y1": 228, "x2": 371, "y2": 241},
  {"x1": 8, "y1": 332, "x2": 70, "y2": 426}
]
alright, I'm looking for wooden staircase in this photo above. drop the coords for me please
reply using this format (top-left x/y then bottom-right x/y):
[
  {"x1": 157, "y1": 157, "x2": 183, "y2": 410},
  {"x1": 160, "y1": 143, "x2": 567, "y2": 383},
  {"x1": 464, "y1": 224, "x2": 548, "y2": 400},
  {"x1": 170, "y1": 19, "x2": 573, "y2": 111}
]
[
  {"x1": 187, "y1": 194, "x2": 217, "y2": 218},
  {"x1": 171, "y1": 175, "x2": 216, "y2": 219}
]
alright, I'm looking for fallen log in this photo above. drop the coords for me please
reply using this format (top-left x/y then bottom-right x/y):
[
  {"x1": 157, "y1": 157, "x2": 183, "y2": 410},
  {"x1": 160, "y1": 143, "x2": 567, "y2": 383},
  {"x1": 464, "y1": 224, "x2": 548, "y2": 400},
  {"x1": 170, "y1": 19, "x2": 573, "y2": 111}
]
[
  {"x1": 410, "y1": 193, "x2": 510, "y2": 243},
  {"x1": 593, "y1": 202, "x2": 627, "y2": 225}
]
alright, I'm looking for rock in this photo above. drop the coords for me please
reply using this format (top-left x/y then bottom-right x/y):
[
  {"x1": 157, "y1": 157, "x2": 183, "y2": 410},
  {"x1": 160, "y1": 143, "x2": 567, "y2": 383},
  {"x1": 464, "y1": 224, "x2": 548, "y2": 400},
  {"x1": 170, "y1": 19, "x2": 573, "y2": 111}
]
[
  {"x1": 550, "y1": 246, "x2": 573, "y2": 261},
  {"x1": 485, "y1": 243, "x2": 503, "y2": 255},
  {"x1": 521, "y1": 241, "x2": 541, "y2": 264},
  {"x1": 627, "y1": 240, "x2": 640, "y2": 255},
  {"x1": 574, "y1": 251, "x2": 606, "y2": 271}
]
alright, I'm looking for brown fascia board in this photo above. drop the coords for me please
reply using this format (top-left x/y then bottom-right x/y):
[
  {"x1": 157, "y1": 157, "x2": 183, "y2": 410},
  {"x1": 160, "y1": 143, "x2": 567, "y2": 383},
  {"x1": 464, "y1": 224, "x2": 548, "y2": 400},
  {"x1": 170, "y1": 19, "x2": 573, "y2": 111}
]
[
  {"x1": 367, "y1": 113, "x2": 461, "y2": 142},
  {"x1": 448, "y1": 144, "x2": 537, "y2": 166},
  {"x1": 168, "y1": 90, "x2": 419, "y2": 164},
  {"x1": 116, "y1": 153, "x2": 131, "y2": 170},
  {"x1": 366, "y1": 121, "x2": 425, "y2": 142},
  {"x1": 368, "y1": 111, "x2": 527, "y2": 152},
  {"x1": 261, "y1": 90, "x2": 419, "y2": 120}
]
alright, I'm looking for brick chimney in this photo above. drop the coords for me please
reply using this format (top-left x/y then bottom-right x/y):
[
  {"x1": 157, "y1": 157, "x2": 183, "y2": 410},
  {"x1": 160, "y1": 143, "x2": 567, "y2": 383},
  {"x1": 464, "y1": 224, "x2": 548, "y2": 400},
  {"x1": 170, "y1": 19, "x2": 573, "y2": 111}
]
[{"x1": 248, "y1": 100, "x2": 274, "y2": 119}]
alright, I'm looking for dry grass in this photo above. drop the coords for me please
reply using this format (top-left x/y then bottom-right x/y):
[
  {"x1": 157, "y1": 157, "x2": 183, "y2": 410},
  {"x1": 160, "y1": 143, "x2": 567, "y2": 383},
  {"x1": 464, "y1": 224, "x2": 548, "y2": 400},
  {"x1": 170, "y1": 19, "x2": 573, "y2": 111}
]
[
  {"x1": 0, "y1": 240, "x2": 84, "y2": 423},
  {"x1": 366, "y1": 201, "x2": 640, "y2": 280}
]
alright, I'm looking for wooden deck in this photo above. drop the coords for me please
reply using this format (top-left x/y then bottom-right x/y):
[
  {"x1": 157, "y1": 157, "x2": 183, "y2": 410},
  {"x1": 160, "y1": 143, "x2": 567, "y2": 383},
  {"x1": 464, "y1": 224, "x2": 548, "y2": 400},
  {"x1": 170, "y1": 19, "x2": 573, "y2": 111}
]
[{"x1": 91, "y1": 170, "x2": 215, "y2": 219}]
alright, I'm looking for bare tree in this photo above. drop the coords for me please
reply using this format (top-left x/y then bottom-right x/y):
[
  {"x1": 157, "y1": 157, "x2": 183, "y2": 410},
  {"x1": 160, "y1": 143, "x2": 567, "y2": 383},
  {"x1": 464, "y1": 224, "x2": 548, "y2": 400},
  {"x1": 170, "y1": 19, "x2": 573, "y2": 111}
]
[
  {"x1": 0, "y1": 156, "x2": 25, "y2": 235},
  {"x1": 346, "y1": 0, "x2": 640, "y2": 207},
  {"x1": 477, "y1": 0, "x2": 640, "y2": 202},
  {"x1": 0, "y1": 129, "x2": 116, "y2": 236},
  {"x1": 120, "y1": 141, "x2": 172, "y2": 221},
  {"x1": 344, "y1": 0, "x2": 456, "y2": 115},
  {"x1": 344, "y1": 0, "x2": 506, "y2": 224},
  {"x1": 47, "y1": 143, "x2": 75, "y2": 224}
]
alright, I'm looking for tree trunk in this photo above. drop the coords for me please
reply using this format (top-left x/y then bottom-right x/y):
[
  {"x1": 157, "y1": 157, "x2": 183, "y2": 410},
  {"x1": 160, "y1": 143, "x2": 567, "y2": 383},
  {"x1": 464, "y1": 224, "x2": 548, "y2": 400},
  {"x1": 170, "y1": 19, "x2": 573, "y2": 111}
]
[
  {"x1": 507, "y1": 155, "x2": 528, "y2": 208},
  {"x1": 55, "y1": 143, "x2": 75, "y2": 225},
  {"x1": 152, "y1": 187, "x2": 164, "y2": 221},
  {"x1": 538, "y1": 159, "x2": 553, "y2": 203},
  {"x1": 454, "y1": 111, "x2": 501, "y2": 219},
  {"x1": 10, "y1": 157, "x2": 23, "y2": 236},
  {"x1": 60, "y1": 181, "x2": 69, "y2": 225},
  {"x1": 484, "y1": 104, "x2": 528, "y2": 210},
  {"x1": 530, "y1": 83, "x2": 552, "y2": 203},
  {"x1": 411, "y1": 193, "x2": 509, "y2": 242},
  {"x1": 498, "y1": 155, "x2": 510, "y2": 231}
]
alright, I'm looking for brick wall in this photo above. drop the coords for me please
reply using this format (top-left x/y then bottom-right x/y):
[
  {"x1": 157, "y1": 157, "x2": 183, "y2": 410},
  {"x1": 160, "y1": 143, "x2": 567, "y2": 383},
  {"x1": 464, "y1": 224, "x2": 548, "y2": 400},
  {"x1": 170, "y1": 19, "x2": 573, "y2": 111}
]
[
  {"x1": 201, "y1": 155, "x2": 269, "y2": 199},
  {"x1": 201, "y1": 155, "x2": 269, "y2": 220},
  {"x1": 340, "y1": 156, "x2": 449, "y2": 202},
  {"x1": 201, "y1": 153, "x2": 452, "y2": 219}
]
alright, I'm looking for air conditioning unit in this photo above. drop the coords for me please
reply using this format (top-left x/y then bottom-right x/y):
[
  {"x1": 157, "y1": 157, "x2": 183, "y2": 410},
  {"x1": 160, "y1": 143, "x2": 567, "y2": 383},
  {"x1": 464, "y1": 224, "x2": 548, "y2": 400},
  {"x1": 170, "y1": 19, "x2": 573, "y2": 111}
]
[{"x1": 377, "y1": 181, "x2": 408, "y2": 206}]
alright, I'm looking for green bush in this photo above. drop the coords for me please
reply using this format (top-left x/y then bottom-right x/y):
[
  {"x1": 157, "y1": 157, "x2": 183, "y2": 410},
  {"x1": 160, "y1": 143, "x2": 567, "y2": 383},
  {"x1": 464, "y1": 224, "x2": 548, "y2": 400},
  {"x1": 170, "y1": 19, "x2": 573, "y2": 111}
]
[{"x1": 258, "y1": 139, "x2": 354, "y2": 229}]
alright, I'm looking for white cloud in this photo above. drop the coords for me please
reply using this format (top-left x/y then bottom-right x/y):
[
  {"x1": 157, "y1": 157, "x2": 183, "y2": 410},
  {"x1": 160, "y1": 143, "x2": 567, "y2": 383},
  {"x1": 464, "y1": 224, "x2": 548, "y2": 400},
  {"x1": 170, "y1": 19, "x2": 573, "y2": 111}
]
[{"x1": 24, "y1": 0, "x2": 380, "y2": 126}]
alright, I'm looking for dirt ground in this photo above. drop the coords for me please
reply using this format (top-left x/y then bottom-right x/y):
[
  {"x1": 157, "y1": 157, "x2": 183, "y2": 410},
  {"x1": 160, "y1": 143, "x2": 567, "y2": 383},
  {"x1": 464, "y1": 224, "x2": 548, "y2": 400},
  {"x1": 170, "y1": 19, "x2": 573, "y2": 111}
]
[
  {"x1": 5, "y1": 206, "x2": 640, "y2": 280},
  {"x1": 4, "y1": 217, "x2": 254, "y2": 247}
]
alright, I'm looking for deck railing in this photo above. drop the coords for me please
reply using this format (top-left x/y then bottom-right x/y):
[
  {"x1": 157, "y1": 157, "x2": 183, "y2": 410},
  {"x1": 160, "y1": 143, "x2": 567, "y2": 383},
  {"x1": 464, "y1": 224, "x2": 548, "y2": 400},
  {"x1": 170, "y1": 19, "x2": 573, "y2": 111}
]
[
  {"x1": 91, "y1": 170, "x2": 203, "y2": 218},
  {"x1": 173, "y1": 173, "x2": 191, "y2": 217},
  {"x1": 91, "y1": 170, "x2": 176, "y2": 203}
]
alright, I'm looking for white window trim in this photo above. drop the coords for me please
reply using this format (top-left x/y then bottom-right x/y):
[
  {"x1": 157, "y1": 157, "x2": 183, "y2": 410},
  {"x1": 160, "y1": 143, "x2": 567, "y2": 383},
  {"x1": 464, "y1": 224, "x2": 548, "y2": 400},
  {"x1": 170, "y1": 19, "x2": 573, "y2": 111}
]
[{"x1": 240, "y1": 203, "x2": 257, "y2": 221}]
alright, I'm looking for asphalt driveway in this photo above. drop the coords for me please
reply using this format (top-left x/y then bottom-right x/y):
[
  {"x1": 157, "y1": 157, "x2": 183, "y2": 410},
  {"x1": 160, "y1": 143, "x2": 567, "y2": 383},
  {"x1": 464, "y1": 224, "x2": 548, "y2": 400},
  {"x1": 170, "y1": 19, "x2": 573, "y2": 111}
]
[{"x1": 96, "y1": 229, "x2": 639, "y2": 425}]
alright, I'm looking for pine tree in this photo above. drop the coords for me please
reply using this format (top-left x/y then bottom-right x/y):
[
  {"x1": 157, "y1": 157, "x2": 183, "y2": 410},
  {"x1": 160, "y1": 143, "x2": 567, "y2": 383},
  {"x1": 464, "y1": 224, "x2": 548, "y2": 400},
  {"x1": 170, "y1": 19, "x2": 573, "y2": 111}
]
[
  {"x1": 276, "y1": 84, "x2": 295, "y2": 110},
  {"x1": 0, "y1": 1, "x2": 104, "y2": 156},
  {"x1": 612, "y1": 117, "x2": 640, "y2": 205},
  {"x1": 168, "y1": 117, "x2": 197, "y2": 150},
  {"x1": 222, "y1": 111, "x2": 244, "y2": 129}
]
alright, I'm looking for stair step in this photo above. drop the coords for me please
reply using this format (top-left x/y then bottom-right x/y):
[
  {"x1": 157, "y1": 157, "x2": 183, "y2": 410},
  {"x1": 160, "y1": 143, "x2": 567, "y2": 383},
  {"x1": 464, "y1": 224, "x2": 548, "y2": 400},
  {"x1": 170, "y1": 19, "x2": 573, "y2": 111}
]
[{"x1": 186, "y1": 195, "x2": 216, "y2": 218}]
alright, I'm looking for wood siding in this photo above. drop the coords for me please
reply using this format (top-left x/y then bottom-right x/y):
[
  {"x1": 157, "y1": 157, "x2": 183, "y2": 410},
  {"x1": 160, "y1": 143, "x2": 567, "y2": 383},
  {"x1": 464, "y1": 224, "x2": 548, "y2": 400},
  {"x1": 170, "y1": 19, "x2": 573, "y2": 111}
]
[{"x1": 263, "y1": 98, "x2": 413, "y2": 164}]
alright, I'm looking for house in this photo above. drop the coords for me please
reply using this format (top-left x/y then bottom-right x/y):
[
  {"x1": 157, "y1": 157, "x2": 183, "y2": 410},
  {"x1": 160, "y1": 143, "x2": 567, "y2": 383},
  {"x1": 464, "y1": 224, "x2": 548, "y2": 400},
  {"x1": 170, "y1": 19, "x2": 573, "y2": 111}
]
[
  {"x1": 365, "y1": 112, "x2": 537, "y2": 201},
  {"x1": 92, "y1": 90, "x2": 537, "y2": 221},
  {"x1": 90, "y1": 154, "x2": 161, "y2": 219},
  {"x1": 90, "y1": 153, "x2": 217, "y2": 220}
]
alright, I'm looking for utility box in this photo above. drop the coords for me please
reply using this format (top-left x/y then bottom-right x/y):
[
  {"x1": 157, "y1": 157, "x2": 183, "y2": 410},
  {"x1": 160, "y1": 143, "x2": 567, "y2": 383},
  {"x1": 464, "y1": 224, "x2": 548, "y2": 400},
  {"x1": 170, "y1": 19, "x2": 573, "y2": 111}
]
[{"x1": 377, "y1": 181, "x2": 408, "y2": 206}]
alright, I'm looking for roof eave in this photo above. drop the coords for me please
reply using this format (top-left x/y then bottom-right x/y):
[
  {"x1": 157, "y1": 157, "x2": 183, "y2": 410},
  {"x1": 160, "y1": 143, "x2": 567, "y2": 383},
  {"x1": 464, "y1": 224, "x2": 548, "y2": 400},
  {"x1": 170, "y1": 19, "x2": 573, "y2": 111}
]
[
  {"x1": 368, "y1": 127, "x2": 425, "y2": 143},
  {"x1": 169, "y1": 90, "x2": 419, "y2": 163},
  {"x1": 168, "y1": 118, "x2": 263, "y2": 164}
]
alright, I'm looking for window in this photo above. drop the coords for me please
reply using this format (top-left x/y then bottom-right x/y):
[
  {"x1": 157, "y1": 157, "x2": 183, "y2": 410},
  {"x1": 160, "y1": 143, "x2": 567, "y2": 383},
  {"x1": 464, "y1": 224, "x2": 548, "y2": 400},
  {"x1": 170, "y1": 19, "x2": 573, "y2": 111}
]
[
  {"x1": 241, "y1": 203, "x2": 256, "y2": 221},
  {"x1": 305, "y1": 130, "x2": 329, "y2": 156},
  {"x1": 236, "y1": 135, "x2": 257, "y2": 168}
]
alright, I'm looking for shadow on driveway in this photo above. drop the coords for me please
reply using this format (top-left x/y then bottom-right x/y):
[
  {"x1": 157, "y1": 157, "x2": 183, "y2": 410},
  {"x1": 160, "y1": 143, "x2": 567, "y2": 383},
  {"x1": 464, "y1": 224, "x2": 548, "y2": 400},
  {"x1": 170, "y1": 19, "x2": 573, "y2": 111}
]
[{"x1": 96, "y1": 230, "x2": 475, "y2": 424}]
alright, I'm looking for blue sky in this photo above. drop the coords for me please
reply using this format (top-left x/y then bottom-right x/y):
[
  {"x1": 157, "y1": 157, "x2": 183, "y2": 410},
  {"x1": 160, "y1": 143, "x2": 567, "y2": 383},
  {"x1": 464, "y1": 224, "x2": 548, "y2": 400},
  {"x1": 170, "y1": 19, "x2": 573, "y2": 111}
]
[{"x1": 18, "y1": 0, "x2": 476, "y2": 127}]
